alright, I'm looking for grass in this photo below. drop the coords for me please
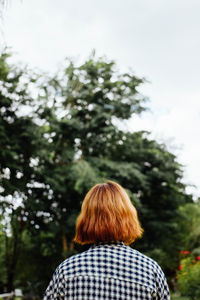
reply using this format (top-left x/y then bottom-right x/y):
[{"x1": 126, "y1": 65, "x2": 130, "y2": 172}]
[{"x1": 171, "y1": 293, "x2": 189, "y2": 300}]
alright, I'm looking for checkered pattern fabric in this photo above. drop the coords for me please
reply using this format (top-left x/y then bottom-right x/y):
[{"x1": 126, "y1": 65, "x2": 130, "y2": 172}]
[{"x1": 44, "y1": 242, "x2": 170, "y2": 300}]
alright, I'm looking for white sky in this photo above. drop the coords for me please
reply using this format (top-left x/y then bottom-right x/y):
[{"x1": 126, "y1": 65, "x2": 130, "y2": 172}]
[{"x1": 1, "y1": 0, "x2": 200, "y2": 198}]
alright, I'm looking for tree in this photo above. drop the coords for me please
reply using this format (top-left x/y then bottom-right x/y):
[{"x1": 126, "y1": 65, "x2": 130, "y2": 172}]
[
  {"x1": 178, "y1": 202, "x2": 200, "y2": 254},
  {"x1": 0, "y1": 51, "x2": 194, "y2": 294},
  {"x1": 25, "y1": 53, "x2": 147, "y2": 252},
  {"x1": 0, "y1": 51, "x2": 42, "y2": 291},
  {"x1": 27, "y1": 54, "x2": 192, "y2": 286}
]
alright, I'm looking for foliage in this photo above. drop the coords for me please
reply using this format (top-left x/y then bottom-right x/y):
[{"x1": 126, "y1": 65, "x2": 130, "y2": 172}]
[
  {"x1": 0, "y1": 50, "x2": 194, "y2": 295},
  {"x1": 178, "y1": 203, "x2": 200, "y2": 254},
  {"x1": 0, "y1": 50, "x2": 42, "y2": 291},
  {"x1": 171, "y1": 293, "x2": 189, "y2": 300},
  {"x1": 177, "y1": 257, "x2": 200, "y2": 300}
]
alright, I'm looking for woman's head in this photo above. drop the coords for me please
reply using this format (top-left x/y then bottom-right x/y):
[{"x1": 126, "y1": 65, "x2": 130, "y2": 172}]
[{"x1": 74, "y1": 181, "x2": 143, "y2": 245}]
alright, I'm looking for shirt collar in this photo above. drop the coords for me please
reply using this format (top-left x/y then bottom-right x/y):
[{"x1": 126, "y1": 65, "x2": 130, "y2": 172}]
[{"x1": 90, "y1": 241, "x2": 125, "y2": 248}]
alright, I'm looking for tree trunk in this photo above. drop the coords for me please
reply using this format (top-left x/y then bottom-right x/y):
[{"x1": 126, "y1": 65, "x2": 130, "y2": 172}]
[
  {"x1": 5, "y1": 213, "x2": 20, "y2": 292},
  {"x1": 5, "y1": 233, "x2": 18, "y2": 291},
  {"x1": 69, "y1": 240, "x2": 74, "y2": 251},
  {"x1": 62, "y1": 232, "x2": 68, "y2": 254}
]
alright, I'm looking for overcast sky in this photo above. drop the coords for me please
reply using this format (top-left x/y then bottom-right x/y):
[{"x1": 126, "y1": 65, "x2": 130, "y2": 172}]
[{"x1": 1, "y1": 0, "x2": 200, "y2": 198}]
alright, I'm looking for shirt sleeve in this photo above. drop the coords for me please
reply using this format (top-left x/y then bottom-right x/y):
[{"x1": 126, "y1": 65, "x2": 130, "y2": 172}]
[
  {"x1": 154, "y1": 264, "x2": 171, "y2": 300},
  {"x1": 43, "y1": 266, "x2": 65, "y2": 300}
]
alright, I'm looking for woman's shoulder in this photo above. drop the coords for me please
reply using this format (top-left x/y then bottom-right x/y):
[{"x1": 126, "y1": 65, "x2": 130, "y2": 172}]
[
  {"x1": 129, "y1": 247, "x2": 166, "y2": 276},
  {"x1": 56, "y1": 244, "x2": 163, "y2": 277}
]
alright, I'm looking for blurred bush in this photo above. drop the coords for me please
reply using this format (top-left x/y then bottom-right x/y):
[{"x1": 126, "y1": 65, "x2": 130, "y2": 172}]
[{"x1": 177, "y1": 256, "x2": 200, "y2": 300}]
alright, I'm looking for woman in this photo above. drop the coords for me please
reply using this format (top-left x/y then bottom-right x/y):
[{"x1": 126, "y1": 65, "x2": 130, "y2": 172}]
[{"x1": 44, "y1": 181, "x2": 170, "y2": 300}]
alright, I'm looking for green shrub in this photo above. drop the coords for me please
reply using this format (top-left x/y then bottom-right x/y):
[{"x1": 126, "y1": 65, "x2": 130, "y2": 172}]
[{"x1": 177, "y1": 257, "x2": 200, "y2": 300}]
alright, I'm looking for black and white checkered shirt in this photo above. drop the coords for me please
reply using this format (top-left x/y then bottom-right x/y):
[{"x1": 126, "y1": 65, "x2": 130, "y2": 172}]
[{"x1": 44, "y1": 242, "x2": 170, "y2": 300}]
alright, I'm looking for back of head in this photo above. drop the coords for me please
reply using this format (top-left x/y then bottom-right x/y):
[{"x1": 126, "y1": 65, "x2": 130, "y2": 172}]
[{"x1": 74, "y1": 181, "x2": 143, "y2": 245}]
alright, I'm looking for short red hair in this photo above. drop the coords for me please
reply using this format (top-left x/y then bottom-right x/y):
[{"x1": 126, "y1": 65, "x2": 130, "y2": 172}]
[{"x1": 74, "y1": 181, "x2": 143, "y2": 245}]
